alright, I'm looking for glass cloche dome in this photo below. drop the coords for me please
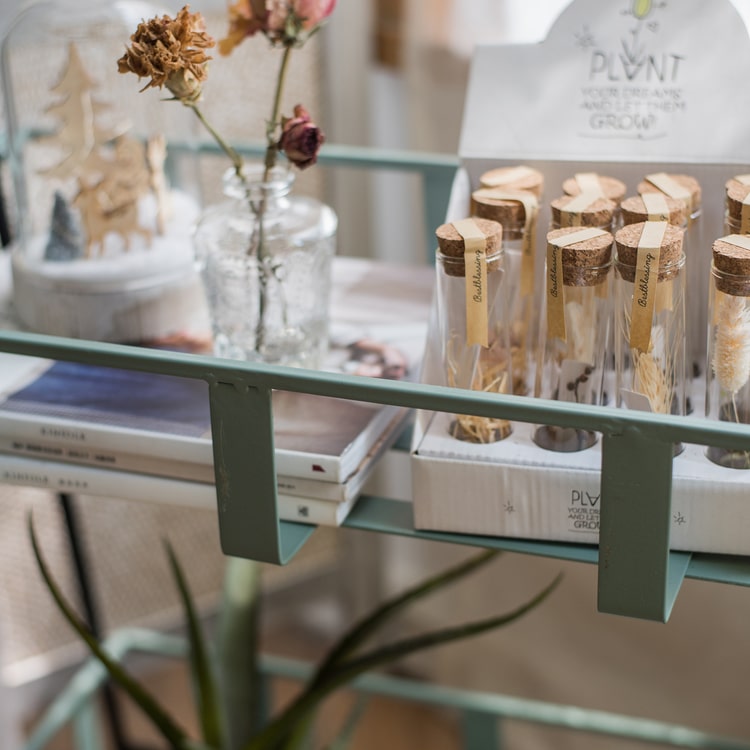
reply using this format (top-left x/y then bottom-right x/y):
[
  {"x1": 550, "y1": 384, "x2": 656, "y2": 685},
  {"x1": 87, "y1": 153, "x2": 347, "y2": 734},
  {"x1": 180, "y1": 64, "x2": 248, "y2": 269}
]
[{"x1": 1, "y1": 0, "x2": 208, "y2": 342}]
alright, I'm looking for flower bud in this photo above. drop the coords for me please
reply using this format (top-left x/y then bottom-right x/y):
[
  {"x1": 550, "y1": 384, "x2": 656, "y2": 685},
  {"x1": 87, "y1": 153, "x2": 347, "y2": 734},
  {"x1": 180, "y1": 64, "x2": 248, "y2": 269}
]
[
  {"x1": 165, "y1": 69, "x2": 203, "y2": 102},
  {"x1": 279, "y1": 105, "x2": 325, "y2": 170}
]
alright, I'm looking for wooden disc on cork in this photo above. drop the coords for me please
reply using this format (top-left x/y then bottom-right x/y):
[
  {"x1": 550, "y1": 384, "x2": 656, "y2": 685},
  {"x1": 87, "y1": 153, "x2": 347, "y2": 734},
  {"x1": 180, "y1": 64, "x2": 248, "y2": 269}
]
[
  {"x1": 546, "y1": 226, "x2": 613, "y2": 287},
  {"x1": 562, "y1": 173, "x2": 627, "y2": 204},
  {"x1": 637, "y1": 173, "x2": 701, "y2": 213},
  {"x1": 713, "y1": 237, "x2": 750, "y2": 296},
  {"x1": 615, "y1": 221, "x2": 684, "y2": 283},
  {"x1": 550, "y1": 194, "x2": 616, "y2": 229},
  {"x1": 478, "y1": 165, "x2": 544, "y2": 199},
  {"x1": 620, "y1": 194, "x2": 687, "y2": 227},
  {"x1": 436, "y1": 218, "x2": 503, "y2": 277}
]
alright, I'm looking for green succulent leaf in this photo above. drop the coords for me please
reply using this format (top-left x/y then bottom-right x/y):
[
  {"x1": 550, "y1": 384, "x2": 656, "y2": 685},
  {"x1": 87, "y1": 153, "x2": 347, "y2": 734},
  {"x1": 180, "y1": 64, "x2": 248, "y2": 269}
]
[
  {"x1": 166, "y1": 541, "x2": 225, "y2": 749},
  {"x1": 313, "y1": 549, "x2": 501, "y2": 683},
  {"x1": 29, "y1": 513, "x2": 191, "y2": 750},
  {"x1": 245, "y1": 562, "x2": 561, "y2": 750}
]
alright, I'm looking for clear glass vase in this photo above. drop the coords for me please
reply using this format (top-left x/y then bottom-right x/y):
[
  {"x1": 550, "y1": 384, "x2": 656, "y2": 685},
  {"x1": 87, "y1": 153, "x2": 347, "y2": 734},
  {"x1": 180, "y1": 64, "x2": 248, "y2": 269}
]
[{"x1": 195, "y1": 164, "x2": 337, "y2": 368}]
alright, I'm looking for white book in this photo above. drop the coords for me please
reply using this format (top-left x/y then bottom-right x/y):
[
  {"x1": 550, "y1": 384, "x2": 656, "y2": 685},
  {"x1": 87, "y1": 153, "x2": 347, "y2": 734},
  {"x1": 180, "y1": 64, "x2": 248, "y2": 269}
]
[
  {"x1": 0, "y1": 258, "x2": 434, "y2": 485},
  {"x1": 0, "y1": 409, "x2": 409, "y2": 502},
  {"x1": 0, "y1": 452, "x2": 359, "y2": 527}
]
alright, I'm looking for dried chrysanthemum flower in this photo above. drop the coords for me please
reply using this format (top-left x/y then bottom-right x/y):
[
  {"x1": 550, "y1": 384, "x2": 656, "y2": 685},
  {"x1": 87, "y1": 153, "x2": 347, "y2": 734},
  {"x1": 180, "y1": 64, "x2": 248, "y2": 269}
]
[
  {"x1": 117, "y1": 5, "x2": 215, "y2": 102},
  {"x1": 713, "y1": 292, "x2": 750, "y2": 394}
]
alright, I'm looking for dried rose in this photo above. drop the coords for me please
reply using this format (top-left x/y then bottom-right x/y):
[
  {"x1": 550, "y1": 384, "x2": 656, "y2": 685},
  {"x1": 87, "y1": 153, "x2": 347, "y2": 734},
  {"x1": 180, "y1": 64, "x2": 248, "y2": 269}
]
[
  {"x1": 278, "y1": 104, "x2": 325, "y2": 170},
  {"x1": 117, "y1": 5, "x2": 214, "y2": 101},
  {"x1": 218, "y1": 0, "x2": 266, "y2": 55},
  {"x1": 220, "y1": 0, "x2": 336, "y2": 53},
  {"x1": 267, "y1": 0, "x2": 337, "y2": 36}
]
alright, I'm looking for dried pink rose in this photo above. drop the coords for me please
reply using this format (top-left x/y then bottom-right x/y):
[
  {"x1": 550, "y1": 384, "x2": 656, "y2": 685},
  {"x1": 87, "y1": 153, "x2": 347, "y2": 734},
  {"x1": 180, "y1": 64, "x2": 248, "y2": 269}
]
[
  {"x1": 220, "y1": 0, "x2": 336, "y2": 53},
  {"x1": 267, "y1": 0, "x2": 337, "y2": 35},
  {"x1": 278, "y1": 104, "x2": 325, "y2": 170}
]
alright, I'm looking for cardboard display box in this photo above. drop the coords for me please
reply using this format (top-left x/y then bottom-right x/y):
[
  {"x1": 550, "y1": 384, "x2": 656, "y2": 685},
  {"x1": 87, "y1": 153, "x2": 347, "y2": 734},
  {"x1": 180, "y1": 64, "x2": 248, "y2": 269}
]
[{"x1": 411, "y1": 0, "x2": 750, "y2": 555}]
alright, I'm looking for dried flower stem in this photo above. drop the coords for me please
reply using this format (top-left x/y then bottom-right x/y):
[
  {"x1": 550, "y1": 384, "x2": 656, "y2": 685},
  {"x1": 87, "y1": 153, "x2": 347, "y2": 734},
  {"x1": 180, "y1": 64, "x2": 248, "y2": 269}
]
[
  {"x1": 255, "y1": 42, "x2": 295, "y2": 350},
  {"x1": 185, "y1": 102, "x2": 244, "y2": 179},
  {"x1": 264, "y1": 43, "x2": 293, "y2": 177}
]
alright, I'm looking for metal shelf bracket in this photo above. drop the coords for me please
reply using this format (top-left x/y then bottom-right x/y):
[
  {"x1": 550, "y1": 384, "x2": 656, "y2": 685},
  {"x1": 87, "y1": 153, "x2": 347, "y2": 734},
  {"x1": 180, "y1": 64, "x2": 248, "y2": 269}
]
[
  {"x1": 208, "y1": 379, "x2": 315, "y2": 564},
  {"x1": 598, "y1": 428, "x2": 692, "y2": 621}
]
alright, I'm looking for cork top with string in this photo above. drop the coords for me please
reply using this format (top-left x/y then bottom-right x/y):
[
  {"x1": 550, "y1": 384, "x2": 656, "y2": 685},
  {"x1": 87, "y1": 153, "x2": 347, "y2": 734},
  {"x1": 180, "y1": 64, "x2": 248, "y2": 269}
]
[
  {"x1": 562, "y1": 173, "x2": 626, "y2": 204},
  {"x1": 546, "y1": 226, "x2": 613, "y2": 287},
  {"x1": 478, "y1": 165, "x2": 544, "y2": 199},
  {"x1": 615, "y1": 221, "x2": 684, "y2": 283},
  {"x1": 550, "y1": 194, "x2": 616, "y2": 229},
  {"x1": 713, "y1": 237, "x2": 750, "y2": 295},
  {"x1": 637, "y1": 173, "x2": 702, "y2": 214},
  {"x1": 620, "y1": 194, "x2": 687, "y2": 227},
  {"x1": 471, "y1": 187, "x2": 535, "y2": 233},
  {"x1": 436, "y1": 218, "x2": 503, "y2": 277}
]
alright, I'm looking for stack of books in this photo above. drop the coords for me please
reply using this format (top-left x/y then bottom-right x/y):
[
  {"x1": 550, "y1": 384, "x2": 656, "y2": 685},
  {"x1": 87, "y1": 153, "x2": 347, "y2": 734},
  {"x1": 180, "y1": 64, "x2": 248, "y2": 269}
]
[{"x1": 0, "y1": 258, "x2": 435, "y2": 525}]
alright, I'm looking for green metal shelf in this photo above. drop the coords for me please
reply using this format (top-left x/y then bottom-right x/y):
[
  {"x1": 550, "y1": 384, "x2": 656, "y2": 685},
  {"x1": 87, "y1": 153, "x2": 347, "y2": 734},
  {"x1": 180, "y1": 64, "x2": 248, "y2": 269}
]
[
  {"x1": 0, "y1": 328, "x2": 749, "y2": 623},
  {"x1": 344, "y1": 495, "x2": 750, "y2": 588}
]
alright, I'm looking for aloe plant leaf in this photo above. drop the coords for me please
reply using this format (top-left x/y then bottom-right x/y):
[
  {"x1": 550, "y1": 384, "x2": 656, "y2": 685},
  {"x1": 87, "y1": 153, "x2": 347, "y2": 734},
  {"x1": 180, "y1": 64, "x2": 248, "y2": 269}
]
[
  {"x1": 313, "y1": 549, "x2": 500, "y2": 683},
  {"x1": 331, "y1": 572, "x2": 562, "y2": 682},
  {"x1": 28, "y1": 514, "x2": 191, "y2": 750},
  {"x1": 245, "y1": 572, "x2": 561, "y2": 750},
  {"x1": 166, "y1": 541, "x2": 225, "y2": 749}
]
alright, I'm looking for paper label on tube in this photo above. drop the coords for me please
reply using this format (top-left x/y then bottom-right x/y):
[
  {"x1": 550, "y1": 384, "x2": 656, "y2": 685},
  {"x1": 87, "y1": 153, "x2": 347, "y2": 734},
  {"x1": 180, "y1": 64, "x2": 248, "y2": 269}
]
[
  {"x1": 473, "y1": 189, "x2": 539, "y2": 296},
  {"x1": 560, "y1": 191, "x2": 600, "y2": 227},
  {"x1": 724, "y1": 234, "x2": 750, "y2": 251},
  {"x1": 545, "y1": 227, "x2": 607, "y2": 342},
  {"x1": 645, "y1": 173, "x2": 692, "y2": 210},
  {"x1": 629, "y1": 221, "x2": 667, "y2": 353},
  {"x1": 741, "y1": 193, "x2": 750, "y2": 235},
  {"x1": 641, "y1": 192, "x2": 670, "y2": 222},
  {"x1": 575, "y1": 173, "x2": 605, "y2": 197},
  {"x1": 453, "y1": 218, "x2": 489, "y2": 348},
  {"x1": 546, "y1": 241, "x2": 566, "y2": 341}
]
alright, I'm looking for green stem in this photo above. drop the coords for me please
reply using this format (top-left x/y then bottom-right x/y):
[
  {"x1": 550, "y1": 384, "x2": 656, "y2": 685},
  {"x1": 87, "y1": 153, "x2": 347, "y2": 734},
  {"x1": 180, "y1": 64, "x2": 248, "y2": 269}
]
[
  {"x1": 186, "y1": 102, "x2": 244, "y2": 180},
  {"x1": 264, "y1": 43, "x2": 294, "y2": 178},
  {"x1": 255, "y1": 42, "x2": 294, "y2": 352}
]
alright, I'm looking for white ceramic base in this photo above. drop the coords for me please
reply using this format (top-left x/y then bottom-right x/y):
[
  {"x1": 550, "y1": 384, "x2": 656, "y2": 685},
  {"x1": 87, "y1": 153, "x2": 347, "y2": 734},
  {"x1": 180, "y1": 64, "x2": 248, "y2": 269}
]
[{"x1": 11, "y1": 191, "x2": 211, "y2": 342}]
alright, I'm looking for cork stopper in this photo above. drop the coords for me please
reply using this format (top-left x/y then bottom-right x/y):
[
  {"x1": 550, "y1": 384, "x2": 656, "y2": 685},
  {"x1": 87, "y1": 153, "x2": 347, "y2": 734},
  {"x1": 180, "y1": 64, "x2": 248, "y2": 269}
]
[
  {"x1": 546, "y1": 227, "x2": 613, "y2": 287},
  {"x1": 724, "y1": 180, "x2": 750, "y2": 226},
  {"x1": 550, "y1": 194, "x2": 616, "y2": 229},
  {"x1": 436, "y1": 218, "x2": 503, "y2": 277},
  {"x1": 562, "y1": 173, "x2": 627, "y2": 204},
  {"x1": 478, "y1": 165, "x2": 544, "y2": 199},
  {"x1": 725, "y1": 174, "x2": 750, "y2": 195},
  {"x1": 637, "y1": 173, "x2": 702, "y2": 213},
  {"x1": 614, "y1": 222, "x2": 684, "y2": 283},
  {"x1": 712, "y1": 236, "x2": 750, "y2": 295},
  {"x1": 471, "y1": 188, "x2": 531, "y2": 236},
  {"x1": 620, "y1": 194, "x2": 687, "y2": 227}
]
